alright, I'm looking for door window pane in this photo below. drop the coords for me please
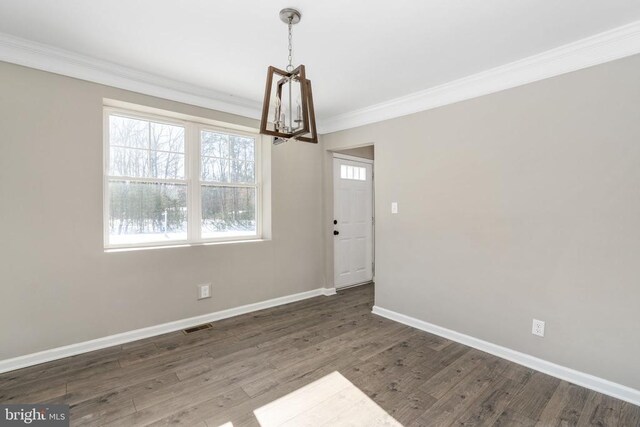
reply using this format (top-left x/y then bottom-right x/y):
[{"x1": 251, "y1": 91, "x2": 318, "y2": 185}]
[{"x1": 340, "y1": 164, "x2": 366, "y2": 181}]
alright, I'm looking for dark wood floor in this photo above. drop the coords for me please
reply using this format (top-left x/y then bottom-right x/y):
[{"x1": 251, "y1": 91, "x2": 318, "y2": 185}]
[{"x1": 1, "y1": 284, "x2": 638, "y2": 426}]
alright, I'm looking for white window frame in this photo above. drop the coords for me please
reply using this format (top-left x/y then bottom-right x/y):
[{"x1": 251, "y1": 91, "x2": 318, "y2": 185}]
[{"x1": 103, "y1": 106, "x2": 263, "y2": 250}]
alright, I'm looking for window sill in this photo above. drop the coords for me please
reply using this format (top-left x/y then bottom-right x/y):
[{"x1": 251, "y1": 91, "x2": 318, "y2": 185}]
[{"x1": 104, "y1": 238, "x2": 269, "y2": 253}]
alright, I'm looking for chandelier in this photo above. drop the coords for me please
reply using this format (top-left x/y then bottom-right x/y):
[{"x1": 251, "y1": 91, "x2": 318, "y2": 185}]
[{"x1": 259, "y1": 8, "x2": 317, "y2": 144}]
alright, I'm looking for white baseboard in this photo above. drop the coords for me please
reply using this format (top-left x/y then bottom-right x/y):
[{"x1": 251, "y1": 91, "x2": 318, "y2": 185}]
[
  {"x1": 372, "y1": 306, "x2": 640, "y2": 407},
  {"x1": 0, "y1": 287, "x2": 336, "y2": 374}
]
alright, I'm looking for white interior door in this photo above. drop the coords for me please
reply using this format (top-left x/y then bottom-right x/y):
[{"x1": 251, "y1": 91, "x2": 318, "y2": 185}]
[{"x1": 333, "y1": 156, "x2": 374, "y2": 289}]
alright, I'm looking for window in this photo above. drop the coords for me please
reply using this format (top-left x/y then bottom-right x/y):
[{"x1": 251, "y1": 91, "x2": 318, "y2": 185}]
[{"x1": 104, "y1": 108, "x2": 261, "y2": 249}]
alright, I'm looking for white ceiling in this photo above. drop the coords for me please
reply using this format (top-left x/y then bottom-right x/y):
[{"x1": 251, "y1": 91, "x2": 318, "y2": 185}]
[{"x1": 1, "y1": 0, "x2": 640, "y2": 122}]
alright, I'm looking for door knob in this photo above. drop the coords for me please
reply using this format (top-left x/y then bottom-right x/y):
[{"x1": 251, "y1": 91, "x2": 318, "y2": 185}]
[{"x1": 333, "y1": 230, "x2": 340, "y2": 235}]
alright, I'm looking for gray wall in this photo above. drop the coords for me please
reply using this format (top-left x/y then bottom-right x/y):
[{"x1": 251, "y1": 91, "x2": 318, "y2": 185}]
[
  {"x1": 0, "y1": 61, "x2": 325, "y2": 359},
  {"x1": 334, "y1": 145, "x2": 375, "y2": 160},
  {"x1": 322, "y1": 54, "x2": 640, "y2": 390}
]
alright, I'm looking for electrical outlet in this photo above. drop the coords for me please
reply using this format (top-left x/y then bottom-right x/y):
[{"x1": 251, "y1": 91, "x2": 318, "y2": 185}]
[
  {"x1": 532, "y1": 319, "x2": 545, "y2": 337},
  {"x1": 198, "y1": 284, "x2": 211, "y2": 300},
  {"x1": 391, "y1": 202, "x2": 398, "y2": 214}
]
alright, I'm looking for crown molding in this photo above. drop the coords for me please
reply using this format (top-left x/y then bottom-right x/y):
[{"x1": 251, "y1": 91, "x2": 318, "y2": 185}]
[
  {"x1": 318, "y1": 20, "x2": 640, "y2": 134},
  {"x1": 2, "y1": 21, "x2": 640, "y2": 134},
  {"x1": 0, "y1": 32, "x2": 262, "y2": 120}
]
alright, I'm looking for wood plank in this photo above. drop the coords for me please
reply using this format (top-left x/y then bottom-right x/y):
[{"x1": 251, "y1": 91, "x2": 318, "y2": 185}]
[
  {"x1": 387, "y1": 391, "x2": 438, "y2": 426},
  {"x1": 453, "y1": 376, "x2": 524, "y2": 426},
  {"x1": 619, "y1": 401, "x2": 640, "y2": 427},
  {"x1": 535, "y1": 380, "x2": 588, "y2": 426},
  {"x1": 106, "y1": 387, "x2": 249, "y2": 427},
  {"x1": 417, "y1": 348, "x2": 495, "y2": 400},
  {"x1": 497, "y1": 371, "x2": 561, "y2": 425},
  {"x1": 576, "y1": 390, "x2": 623, "y2": 426},
  {"x1": 409, "y1": 354, "x2": 510, "y2": 426}
]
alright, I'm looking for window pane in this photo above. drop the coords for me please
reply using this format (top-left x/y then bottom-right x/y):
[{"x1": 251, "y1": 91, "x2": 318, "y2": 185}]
[
  {"x1": 201, "y1": 157, "x2": 229, "y2": 182},
  {"x1": 109, "y1": 115, "x2": 149, "y2": 149},
  {"x1": 109, "y1": 148, "x2": 185, "y2": 179},
  {"x1": 201, "y1": 131, "x2": 255, "y2": 184},
  {"x1": 201, "y1": 131, "x2": 229, "y2": 158},
  {"x1": 109, "y1": 147, "x2": 149, "y2": 177},
  {"x1": 230, "y1": 135, "x2": 255, "y2": 162},
  {"x1": 108, "y1": 180, "x2": 187, "y2": 245},
  {"x1": 151, "y1": 151, "x2": 185, "y2": 179},
  {"x1": 151, "y1": 122, "x2": 185, "y2": 152},
  {"x1": 109, "y1": 115, "x2": 186, "y2": 180},
  {"x1": 201, "y1": 186, "x2": 256, "y2": 239},
  {"x1": 230, "y1": 161, "x2": 255, "y2": 183}
]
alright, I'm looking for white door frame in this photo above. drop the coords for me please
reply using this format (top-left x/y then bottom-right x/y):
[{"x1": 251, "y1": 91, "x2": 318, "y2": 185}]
[
  {"x1": 333, "y1": 153, "x2": 374, "y2": 164},
  {"x1": 332, "y1": 153, "x2": 375, "y2": 289}
]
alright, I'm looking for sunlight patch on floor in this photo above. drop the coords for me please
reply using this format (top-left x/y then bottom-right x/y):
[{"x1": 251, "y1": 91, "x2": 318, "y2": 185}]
[{"x1": 253, "y1": 371, "x2": 402, "y2": 426}]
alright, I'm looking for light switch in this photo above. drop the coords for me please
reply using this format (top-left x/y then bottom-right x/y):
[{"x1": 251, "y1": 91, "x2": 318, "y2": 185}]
[{"x1": 391, "y1": 202, "x2": 398, "y2": 214}]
